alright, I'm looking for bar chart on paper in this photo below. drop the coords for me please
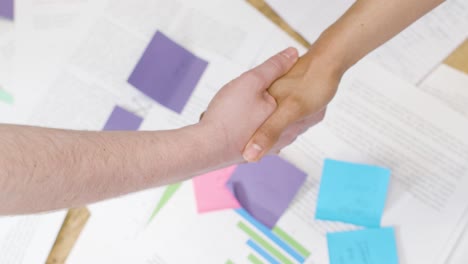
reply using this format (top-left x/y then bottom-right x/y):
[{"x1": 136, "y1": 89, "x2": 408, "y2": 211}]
[{"x1": 232, "y1": 209, "x2": 310, "y2": 264}]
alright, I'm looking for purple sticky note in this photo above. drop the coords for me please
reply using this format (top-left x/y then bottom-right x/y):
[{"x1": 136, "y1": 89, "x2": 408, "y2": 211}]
[
  {"x1": 128, "y1": 31, "x2": 208, "y2": 114},
  {"x1": 0, "y1": 0, "x2": 14, "y2": 20},
  {"x1": 226, "y1": 156, "x2": 307, "y2": 228},
  {"x1": 103, "y1": 106, "x2": 143, "y2": 131}
]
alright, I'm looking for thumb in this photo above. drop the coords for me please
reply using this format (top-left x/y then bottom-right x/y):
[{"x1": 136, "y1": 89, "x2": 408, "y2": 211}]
[{"x1": 243, "y1": 102, "x2": 301, "y2": 162}]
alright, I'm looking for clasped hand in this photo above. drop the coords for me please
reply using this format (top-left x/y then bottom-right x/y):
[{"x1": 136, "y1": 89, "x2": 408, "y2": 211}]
[{"x1": 201, "y1": 47, "x2": 341, "y2": 164}]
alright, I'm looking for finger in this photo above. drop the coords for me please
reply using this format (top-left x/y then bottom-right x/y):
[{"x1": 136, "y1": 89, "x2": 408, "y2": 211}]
[
  {"x1": 243, "y1": 102, "x2": 302, "y2": 162},
  {"x1": 247, "y1": 47, "x2": 298, "y2": 91}
]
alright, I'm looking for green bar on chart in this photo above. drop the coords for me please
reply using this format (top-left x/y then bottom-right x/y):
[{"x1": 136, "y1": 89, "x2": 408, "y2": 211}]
[
  {"x1": 248, "y1": 254, "x2": 264, "y2": 264},
  {"x1": 0, "y1": 89, "x2": 13, "y2": 104},
  {"x1": 148, "y1": 183, "x2": 182, "y2": 223},
  {"x1": 273, "y1": 226, "x2": 310, "y2": 258},
  {"x1": 237, "y1": 221, "x2": 294, "y2": 264}
]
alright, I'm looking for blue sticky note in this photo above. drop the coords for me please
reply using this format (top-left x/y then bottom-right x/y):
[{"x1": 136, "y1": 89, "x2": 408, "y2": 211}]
[
  {"x1": 316, "y1": 159, "x2": 391, "y2": 227},
  {"x1": 327, "y1": 227, "x2": 399, "y2": 264}
]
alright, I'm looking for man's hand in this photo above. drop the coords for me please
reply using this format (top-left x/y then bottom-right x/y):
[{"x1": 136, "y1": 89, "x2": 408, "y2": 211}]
[
  {"x1": 201, "y1": 47, "x2": 300, "y2": 164},
  {"x1": 243, "y1": 51, "x2": 341, "y2": 162}
]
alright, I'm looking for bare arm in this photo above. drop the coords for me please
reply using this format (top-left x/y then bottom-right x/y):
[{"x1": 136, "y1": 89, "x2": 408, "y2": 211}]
[
  {"x1": 243, "y1": 0, "x2": 445, "y2": 162},
  {"x1": 0, "y1": 48, "x2": 298, "y2": 215}
]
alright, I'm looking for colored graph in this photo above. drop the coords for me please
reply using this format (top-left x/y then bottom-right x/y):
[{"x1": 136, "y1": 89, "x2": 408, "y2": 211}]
[{"x1": 234, "y1": 208, "x2": 310, "y2": 264}]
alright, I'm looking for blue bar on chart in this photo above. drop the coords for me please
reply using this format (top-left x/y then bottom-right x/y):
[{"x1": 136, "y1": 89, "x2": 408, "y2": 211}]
[
  {"x1": 236, "y1": 208, "x2": 306, "y2": 263},
  {"x1": 247, "y1": 240, "x2": 280, "y2": 264}
]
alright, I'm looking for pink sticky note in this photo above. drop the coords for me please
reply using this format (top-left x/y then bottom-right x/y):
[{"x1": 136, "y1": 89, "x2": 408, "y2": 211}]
[{"x1": 193, "y1": 166, "x2": 240, "y2": 213}]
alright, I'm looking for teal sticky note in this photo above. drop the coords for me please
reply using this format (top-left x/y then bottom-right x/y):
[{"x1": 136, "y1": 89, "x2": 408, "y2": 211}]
[
  {"x1": 316, "y1": 159, "x2": 391, "y2": 227},
  {"x1": 327, "y1": 227, "x2": 399, "y2": 264}
]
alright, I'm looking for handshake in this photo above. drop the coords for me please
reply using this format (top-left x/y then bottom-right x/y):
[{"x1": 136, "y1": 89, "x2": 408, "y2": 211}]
[{"x1": 200, "y1": 47, "x2": 337, "y2": 165}]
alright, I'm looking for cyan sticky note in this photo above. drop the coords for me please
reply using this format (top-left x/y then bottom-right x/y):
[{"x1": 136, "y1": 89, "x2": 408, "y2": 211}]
[
  {"x1": 327, "y1": 227, "x2": 399, "y2": 264},
  {"x1": 316, "y1": 159, "x2": 391, "y2": 227}
]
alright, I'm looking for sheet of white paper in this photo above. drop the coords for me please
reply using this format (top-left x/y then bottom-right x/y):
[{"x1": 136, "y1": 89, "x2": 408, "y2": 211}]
[
  {"x1": 131, "y1": 60, "x2": 468, "y2": 264},
  {"x1": 266, "y1": 0, "x2": 468, "y2": 84},
  {"x1": 7, "y1": 0, "x2": 109, "y2": 124},
  {"x1": 420, "y1": 64, "x2": 468, "y2": 119},
  {"x1": 419, "y1": 65, "x2": 468, "y2": 264},
  {"x1": 0, "y1": 212, "x2": 66, "y2": 263}
]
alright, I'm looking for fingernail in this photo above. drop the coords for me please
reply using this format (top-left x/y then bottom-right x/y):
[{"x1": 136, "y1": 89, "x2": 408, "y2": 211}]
[
  {"x1": 282, "y1": 47, "x2": 297, "y2": 59},
  {"x1": 243, "y1": 144, "x2": 263, "y2": 162}
]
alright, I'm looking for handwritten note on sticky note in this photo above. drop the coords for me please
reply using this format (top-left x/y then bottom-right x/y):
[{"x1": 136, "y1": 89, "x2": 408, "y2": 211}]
[
  {"x1": 316, "y1": 159, "x2": 391, "y2": 227},
  {"x1": 128, "y1": 31, "x2": 208, "y2": 114},
  {"x1": 192, "y1": 166, "x2": 240, "y2": 213},
  {"x1": 0, "y1": 0, "x2": 14, "y2": 20},
  {"x1": 327, "y1": 227, "x2": 399, "y2": 264},
  {"x1": 103, "y1": 106, "x2": 143, "y2": 131},
  {"x1": 226, "y1": 156, "x2": 307, "y2": 228}
]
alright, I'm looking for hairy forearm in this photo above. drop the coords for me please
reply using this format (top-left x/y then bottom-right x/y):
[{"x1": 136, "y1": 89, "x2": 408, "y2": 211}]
[
  {"x1": 307, "y1": 0, "x2": 445, "y2": 72},
  {"x1": 0, "y1": 124, "x2": 226, "y2": 214}
]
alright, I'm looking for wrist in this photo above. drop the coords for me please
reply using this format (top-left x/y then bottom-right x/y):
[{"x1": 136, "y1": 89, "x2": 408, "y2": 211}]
[
  {"x1": 191, "y1": 121, "x2": 240, "y2": 168},
  {"x1": 303, "y1": 29, "x2": 354, "y2": 78}
]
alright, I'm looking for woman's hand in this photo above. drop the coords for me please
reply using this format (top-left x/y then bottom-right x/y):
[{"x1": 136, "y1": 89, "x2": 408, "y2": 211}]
[
  {"x1": 200, "y1": 47, "x2": 300, "y2": 164},
  {"x1": 242, "y1": 48, "x2": 344, "y2": 162}
]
